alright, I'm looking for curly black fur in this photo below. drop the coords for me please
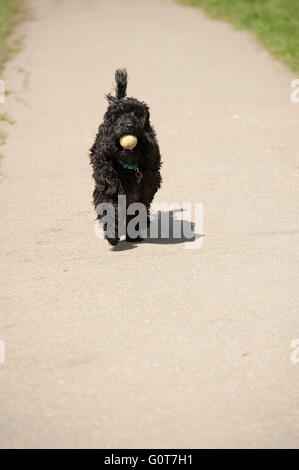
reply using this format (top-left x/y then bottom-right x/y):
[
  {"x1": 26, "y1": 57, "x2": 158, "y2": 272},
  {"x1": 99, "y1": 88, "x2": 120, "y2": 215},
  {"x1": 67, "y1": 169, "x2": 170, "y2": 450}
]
[{"x1": 90, "y1": 68, "x2": 162, "y2": 246}]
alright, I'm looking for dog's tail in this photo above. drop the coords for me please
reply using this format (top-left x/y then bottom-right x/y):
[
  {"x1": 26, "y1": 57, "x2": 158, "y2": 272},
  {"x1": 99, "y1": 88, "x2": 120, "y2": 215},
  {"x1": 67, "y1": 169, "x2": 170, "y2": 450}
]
[{"x1": 115, "y1": 68, "x2": 127, "y2": 99}]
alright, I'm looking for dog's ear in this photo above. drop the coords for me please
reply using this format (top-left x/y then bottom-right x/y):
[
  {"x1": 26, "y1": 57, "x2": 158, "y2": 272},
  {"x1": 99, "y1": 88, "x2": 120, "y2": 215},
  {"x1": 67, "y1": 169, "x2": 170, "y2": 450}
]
[
  {"x1": 138, "y1": 105, "x2": 150, "y2": 128},
  {"x1": 142, "y1": 107, "x2": 150, "y2": 127},
  {"x1": 115, "y1": 68, "x2": 127, "y2": 100}
]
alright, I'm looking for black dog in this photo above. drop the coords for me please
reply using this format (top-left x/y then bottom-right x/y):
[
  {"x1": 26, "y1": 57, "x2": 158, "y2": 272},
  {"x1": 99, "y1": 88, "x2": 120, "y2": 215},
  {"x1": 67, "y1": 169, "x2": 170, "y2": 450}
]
[{"x1": 90, "y1": 68, "x2": 162, "y2": 246}]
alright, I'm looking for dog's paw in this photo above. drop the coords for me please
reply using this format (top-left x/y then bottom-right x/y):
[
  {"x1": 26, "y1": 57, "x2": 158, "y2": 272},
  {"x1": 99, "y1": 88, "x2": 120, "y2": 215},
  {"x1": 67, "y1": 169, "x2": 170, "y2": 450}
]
[{"x1": 107, "y1": 237, "x2": 120, "y2": 246}]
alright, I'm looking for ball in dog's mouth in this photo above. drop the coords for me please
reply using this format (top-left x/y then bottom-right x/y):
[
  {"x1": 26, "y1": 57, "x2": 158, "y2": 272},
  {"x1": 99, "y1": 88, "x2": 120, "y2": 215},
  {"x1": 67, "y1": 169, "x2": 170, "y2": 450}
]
[{"x1": 119, "y1": 134, "x2": 138, "y2": 150}]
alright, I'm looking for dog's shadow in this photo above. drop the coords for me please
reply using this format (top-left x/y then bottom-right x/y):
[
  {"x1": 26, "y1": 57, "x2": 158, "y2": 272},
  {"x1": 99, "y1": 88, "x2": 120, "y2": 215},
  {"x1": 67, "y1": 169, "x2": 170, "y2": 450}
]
[{"x1": 112, "y1": 209, "x2": 203, "y2": 252}]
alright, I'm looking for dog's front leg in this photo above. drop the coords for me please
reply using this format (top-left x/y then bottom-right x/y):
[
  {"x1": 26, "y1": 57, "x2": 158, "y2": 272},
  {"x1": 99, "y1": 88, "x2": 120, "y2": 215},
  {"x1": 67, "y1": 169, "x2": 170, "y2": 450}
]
[
  {"x1": 91, "y1": 151, "x2": 124, "y2": 246},
  {"x1": 102, "y1": 198, "x2": 120, "y2": 246},
  {"x1": 105, "y1": 204, "x2": 119, "y2": 246},
  {"x1": 94, "y1": 189, "x2": 120, "y2": 246}
]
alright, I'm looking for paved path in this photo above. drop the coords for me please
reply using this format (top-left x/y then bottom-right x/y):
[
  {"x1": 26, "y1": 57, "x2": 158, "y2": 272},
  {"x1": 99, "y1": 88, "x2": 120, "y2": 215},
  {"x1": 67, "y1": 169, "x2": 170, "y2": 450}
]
[{"x1": 0, "y1": 0, "x2": 298, "y2": 448}]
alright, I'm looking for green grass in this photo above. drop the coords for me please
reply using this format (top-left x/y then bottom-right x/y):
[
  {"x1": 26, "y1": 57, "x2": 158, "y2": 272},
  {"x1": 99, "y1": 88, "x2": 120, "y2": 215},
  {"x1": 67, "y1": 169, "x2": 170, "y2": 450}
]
[
  {"x1": 0, "y1": 0, "x2": 21, "y2": 71},
  {"x1": 0, "y1": 130, "x2": 7, "y2": 145},
  {"x1": 0, "y1": 1, "x2": 21, "y2": 158},
  {"x1": 0, "y1": 112, "x2": 14, "y2": 124},
  {"x1": 178, "y1": 0, "x2": 299, "y2": 73}
]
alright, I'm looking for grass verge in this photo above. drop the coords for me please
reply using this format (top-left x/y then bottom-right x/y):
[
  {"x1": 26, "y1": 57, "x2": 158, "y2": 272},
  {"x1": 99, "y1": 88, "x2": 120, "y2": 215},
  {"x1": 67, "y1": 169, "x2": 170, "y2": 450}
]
[
  {"x1": 0, "y1": 0, "x2": 22, "y2": 72},
  {"x1": 178, "y1": 0, "x2": 299, "y2": 73}
]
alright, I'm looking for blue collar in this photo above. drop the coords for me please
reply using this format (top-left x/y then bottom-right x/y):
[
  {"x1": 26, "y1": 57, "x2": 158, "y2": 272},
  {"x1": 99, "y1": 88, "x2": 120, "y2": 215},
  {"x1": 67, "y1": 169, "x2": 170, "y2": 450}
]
[{"x1": 119, "y1": 160, "x2": 138, "y2": 170}]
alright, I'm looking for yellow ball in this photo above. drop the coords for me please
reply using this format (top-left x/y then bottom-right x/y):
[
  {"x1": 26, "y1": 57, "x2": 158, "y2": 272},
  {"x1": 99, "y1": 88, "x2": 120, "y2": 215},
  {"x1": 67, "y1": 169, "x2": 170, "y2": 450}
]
[{"x1": 119, "y1": 134, "x2": 138, "y2": 150}]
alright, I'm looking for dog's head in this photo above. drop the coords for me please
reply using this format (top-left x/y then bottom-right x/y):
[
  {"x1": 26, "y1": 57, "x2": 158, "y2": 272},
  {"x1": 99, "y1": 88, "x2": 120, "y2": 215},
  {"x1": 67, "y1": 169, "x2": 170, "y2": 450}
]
[{"x1": 102, "y1": 69, "x2": 151, "y2": 162}]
